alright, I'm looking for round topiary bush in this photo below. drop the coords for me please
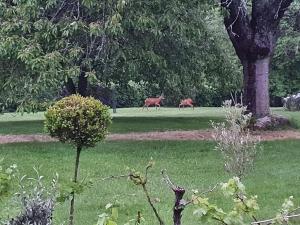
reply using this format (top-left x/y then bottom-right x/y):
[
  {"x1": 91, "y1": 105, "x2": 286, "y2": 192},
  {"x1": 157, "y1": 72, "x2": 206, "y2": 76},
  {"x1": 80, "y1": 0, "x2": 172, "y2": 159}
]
[
  {"x1": 45, "y1": 94, "x2": 111, "y2": 148},
  {"x1": 44, "y1": 94, "x2": 111, "y2": 225}
]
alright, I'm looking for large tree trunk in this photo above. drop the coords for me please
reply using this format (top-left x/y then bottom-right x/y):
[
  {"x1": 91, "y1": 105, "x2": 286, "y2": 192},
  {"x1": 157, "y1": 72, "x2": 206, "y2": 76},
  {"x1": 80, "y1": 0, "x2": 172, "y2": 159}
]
[
  {"x1": 243, "y1": 58, "x2": 270, "y2": 118},
  {"x1": 220, "y1": 0, "x2": 294, "y2": 118}
]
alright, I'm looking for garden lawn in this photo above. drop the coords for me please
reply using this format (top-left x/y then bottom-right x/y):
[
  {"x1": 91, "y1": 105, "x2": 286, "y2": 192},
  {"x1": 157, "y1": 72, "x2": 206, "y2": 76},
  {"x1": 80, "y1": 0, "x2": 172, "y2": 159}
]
[
  {"x1": 0, "y1": 107, "x2": 299, "y2": 135},
  {"x1": 0, "y1": 107, "x2": 224, "y2": 134},
  {"x1": 0, "y1": 140, "x2": 300, "y2": 225}
]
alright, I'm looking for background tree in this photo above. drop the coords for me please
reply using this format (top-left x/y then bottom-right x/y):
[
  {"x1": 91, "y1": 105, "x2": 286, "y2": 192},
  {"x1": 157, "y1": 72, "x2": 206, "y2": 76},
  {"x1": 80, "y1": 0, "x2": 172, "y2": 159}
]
[
  {"x1": 0, "y1": 0, "x2": 126, "y2": 111},
  {"x1": 220, "y1": 0, "x2": 294, "y2": 118},
  {"x1": 116, "y1": 2, "x2": 242, "y2": 107},
  {"x1": 270, "y1": 1, "x2": 300, "y2": 105},
  {"x1": 1, "y1": 0, "x2": 298, "y2": 111},
  {"x1": 0, "y1": 0, "x2": 242, "y2": 111}
]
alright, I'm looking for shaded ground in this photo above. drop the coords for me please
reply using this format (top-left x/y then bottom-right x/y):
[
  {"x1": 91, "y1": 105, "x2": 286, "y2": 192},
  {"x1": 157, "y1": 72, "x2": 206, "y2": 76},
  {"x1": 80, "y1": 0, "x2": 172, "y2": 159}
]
[{"x1": 1, "y1": 130, "x2": 300, "y2": 144}]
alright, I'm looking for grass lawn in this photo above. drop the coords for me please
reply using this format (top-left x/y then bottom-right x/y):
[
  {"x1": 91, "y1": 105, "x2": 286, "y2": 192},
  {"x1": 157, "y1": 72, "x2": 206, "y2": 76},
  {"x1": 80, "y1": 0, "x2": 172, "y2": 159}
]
[
  {"x1": 0, "y1": 140, "x2": 300, "y2": 224},
  {"x1": 0, "y1": 107, "x2": 224, "y2": 134},
  {"x1": 0, "y1": 107, "x2": 299, "y2": 134}
]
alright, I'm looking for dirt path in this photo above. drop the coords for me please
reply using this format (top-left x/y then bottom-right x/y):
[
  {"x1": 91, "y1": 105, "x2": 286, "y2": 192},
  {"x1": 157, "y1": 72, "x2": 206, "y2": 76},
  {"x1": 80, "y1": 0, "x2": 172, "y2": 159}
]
[{"x1": 0, "y1": 130, "x2": 300, "y2": 144}]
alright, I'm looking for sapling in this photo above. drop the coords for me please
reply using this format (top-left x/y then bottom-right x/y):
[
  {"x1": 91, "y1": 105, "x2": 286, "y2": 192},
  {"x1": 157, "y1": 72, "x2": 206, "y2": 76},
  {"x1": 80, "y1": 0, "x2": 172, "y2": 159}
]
[
  {"x1": 103, "y1": 160, "x2": 165, "y2": 225},
  {"x1": 212, "y1": 100, "x2": 260, "y2": 178},
  {"x1": 45, "y1": 95, "x2": 111, "y2": 225}
]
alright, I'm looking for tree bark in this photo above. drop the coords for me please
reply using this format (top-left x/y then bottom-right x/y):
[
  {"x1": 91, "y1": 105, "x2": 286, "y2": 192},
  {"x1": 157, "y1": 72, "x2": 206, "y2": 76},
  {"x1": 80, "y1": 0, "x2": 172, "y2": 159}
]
[
  {"x1": 220, "y1": 0, "x2": 294, "y2": 118},
  {"x1": 65, "y1": 78, "x2": 76, "y2": 95},
  {"x1": 78, "y1": 69, "x2": 88, "y2": 97},
  {"x1": 173, "y1": 187, "x2": 185, "y2": 225},
  {"x1": 69, "y1": 146, "x2": 82, "y2": 225},
  {"x1": 112, "y1": 88, "x2": 117, "y2": 113},
  {"x1": 243, "y1": 57, "x2": 271, "y2": 118},
  {"x1": 295, "y1": 11, "x2": 300, "y2": 31}
]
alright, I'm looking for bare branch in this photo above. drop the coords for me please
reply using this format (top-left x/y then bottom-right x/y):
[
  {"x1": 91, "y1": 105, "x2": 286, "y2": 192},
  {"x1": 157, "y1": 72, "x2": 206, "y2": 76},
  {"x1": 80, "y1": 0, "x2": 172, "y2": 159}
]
[
  {"x1": 161, "y1": 169, "x2": 177, "y2": 191},
  {"x1": 161, "y1": 170, "x2": 186, "y2": 225},
  {"x1": 50, "y1": 0, "x2": 67, "y2": 22},
  {"x1": 251, "y1": 213, "x2": 300, "y2": 225},
  {"x1": 101, "y1": 174, "x2": 129, "y2": 181},
  {"x1": 141, "y1": 184, "x2": 165, "y2": 225}
]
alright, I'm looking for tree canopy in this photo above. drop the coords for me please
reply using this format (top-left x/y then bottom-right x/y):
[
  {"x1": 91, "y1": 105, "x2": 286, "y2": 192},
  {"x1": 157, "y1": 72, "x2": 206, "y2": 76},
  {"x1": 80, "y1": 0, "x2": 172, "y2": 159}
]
[{"x1": 0, "y1": 0, "x2": 298, "y2": 111}]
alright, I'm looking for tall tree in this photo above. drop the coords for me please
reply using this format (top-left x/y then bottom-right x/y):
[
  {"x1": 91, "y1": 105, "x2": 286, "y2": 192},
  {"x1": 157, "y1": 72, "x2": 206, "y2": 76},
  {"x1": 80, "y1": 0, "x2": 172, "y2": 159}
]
[
  {"x1": 220, "y1": 0, "x2": 294, "y2": 118},
  {"x1": 0, "y1": 0, "x2": 242, "y2": 111},
  {"x1": 0, "y1": 0, "x2": 125, "y2": 111},
  {"x1": 270, "y1": 2, "x2": 300, "y2": 103}
]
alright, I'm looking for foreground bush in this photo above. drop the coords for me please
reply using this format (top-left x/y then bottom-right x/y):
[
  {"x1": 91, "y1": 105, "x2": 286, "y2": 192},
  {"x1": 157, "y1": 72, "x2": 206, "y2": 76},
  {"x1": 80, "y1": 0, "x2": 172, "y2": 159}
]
[
  {"x1": 45, "y1": 95, "x2": 111, "y2": 225},
  {"x1": 8, "y1": 173, "x2": 56, "y2": 225},
  {"x1": 212, "y1": 100, "x2": 259, "y2": 178}
]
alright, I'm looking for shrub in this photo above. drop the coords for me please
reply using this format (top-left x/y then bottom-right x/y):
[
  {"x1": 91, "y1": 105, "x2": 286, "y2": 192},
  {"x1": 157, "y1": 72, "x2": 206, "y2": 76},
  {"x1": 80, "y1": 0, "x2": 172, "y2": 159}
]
[
  {"x1": 212, "y1": 100, "x2": 260, "y2": 178},
  {"x1": 7, "y1": 171, "x2": 57, "y2": 225},
  {"x1": 45, "y1": 94, "x2": 111, "y2": 225},
  {"x1": 45, "y1": 94, "x2": 111, "y2": 148}
]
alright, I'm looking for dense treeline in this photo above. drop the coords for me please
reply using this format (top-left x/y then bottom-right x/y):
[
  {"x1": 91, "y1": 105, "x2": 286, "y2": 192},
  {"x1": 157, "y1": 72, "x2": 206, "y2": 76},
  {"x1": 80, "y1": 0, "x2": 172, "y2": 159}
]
[
  {"x1": 270, "y1": 2, "x2": 300, "y2": 106},
  {"x1": 0, "y1": 0, "x2": 299, "y2": 111}
]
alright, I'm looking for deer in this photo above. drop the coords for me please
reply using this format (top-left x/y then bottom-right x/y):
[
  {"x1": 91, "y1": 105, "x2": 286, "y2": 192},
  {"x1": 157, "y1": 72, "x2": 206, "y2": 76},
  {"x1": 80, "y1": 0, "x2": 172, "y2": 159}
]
[
  {"x1": 143, "y1": 95, "x2": 165, "y2": 110},
  {"x1": 179, "y1": 98, "x2": 194, "y2": 109}
]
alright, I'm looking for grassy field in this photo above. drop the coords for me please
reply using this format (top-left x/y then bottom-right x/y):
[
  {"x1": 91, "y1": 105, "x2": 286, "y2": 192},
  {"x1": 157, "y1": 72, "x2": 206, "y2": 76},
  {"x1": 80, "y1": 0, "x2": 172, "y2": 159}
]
[
  {"x1": 0, "y1": 140, "x2": 300, "y2": 225},
  {"x1": 0, "y1": 107, "x2": 299, "y2": 134}
]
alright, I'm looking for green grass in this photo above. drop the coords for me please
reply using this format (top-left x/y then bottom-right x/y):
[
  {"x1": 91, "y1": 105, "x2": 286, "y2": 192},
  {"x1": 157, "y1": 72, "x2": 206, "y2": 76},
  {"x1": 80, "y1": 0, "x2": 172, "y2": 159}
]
[
  {"x1": 0, "y1": 107, "x2": 299, "y2": 135},
  {"x1": 272, "y1": 108, "x2": 300, "y2": 129},
  {"x1": 0, "y1": 107, "x2": 224, "y2": 122},
  {"x1": 1, "y1": 140, "x2": 300, "y2": 225},
  {"x1": 0, "y1": 107, "x2": 224, "y2": 134}
]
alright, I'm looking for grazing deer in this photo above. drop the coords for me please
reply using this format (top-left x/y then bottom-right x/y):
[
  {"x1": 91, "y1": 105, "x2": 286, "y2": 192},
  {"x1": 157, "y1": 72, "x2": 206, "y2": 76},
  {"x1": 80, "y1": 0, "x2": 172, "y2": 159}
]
[
  {"x1": 143, "y1": 95, "x2": 164, "y2": 110},
  {"x1": 179, "y1": 98, "x2": 194, "y2": 109}
]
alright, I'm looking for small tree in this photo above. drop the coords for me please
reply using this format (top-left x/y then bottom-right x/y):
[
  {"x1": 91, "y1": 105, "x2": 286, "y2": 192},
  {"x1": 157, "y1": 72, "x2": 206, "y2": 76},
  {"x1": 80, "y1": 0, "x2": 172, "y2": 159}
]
[
  {"x1": 212, "y1": 100, "x2": 260, "y2": 178},
  {"x1": 45, "y1": 95, "x2": 111, "y2": 225}
]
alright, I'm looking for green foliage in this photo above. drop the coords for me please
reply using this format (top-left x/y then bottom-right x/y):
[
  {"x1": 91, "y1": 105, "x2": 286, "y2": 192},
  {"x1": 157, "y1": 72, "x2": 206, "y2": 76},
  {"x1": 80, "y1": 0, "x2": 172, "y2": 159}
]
[
  {"x1": 270, "y1": 2, "x2": 300, "y2": 105},
  {"x1": 45, "y1": 95, "x2": 111, "y2": 148},
  {"x1": 56, "y1": 179, "x2": 93, "y2": 203},
  {"x1": 0, "y1": 0, "x2": 242, "y2": 110},
  {"x1": 212, "y1": 101, "x2": 260, "y2": 178},
  {"x1": 1, "y1": 168, "x2": 57, "y2": 225},
  {"x1": 96, "y1": 204, "x2": 119, "y2": 225},
  {"x1": 0, "y1": 162, "x2": 16, "y2": 201},
  {"x1": 0, "y1": 0, "x2": 126, "y2": 110},
  {"x1": 193, "y1": 177, "x2": 298, "y2": 225}
]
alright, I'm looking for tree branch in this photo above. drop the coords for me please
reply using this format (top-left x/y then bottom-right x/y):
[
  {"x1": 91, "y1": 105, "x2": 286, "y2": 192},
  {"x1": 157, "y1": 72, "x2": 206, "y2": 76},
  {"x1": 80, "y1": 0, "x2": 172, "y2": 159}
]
[
  {"x1": 251, "y1": 213, "x2": 300, "y2": 225},
  {"x1": 161, "y1": 170, "x2": 186, "y2": 225},
  {"x1": 220, "y1": 0, "x2": 252, "y2": 60}
]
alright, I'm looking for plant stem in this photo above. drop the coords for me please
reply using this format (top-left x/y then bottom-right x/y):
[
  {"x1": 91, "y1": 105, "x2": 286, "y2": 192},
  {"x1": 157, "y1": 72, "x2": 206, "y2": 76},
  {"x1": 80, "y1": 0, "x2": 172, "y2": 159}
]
[
  {"x1": 69, "y1": 146, "x2": 82, "y2": 225},
  {"x1": 142, "y1": 184, "x2": 165, "y2": 225}
]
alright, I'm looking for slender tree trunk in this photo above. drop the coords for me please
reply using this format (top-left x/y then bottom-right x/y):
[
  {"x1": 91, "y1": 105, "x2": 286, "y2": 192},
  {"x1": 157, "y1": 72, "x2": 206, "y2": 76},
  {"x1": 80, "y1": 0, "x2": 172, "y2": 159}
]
[
  {"x1": 173, "y1": 187, "x2": 185, "y2": 225},
  {"x1": 69, "y1": 146, "x2": 82, "y2": 225},
  {"x1": 78, "y1": 69, "x2": 88, "y2": 97},
  {"x1": 142, "y1": 184, "x2": 165, "y2": 225},
  {"x1": 295, "y1": 11, "x2": 300, "y2": 31},
  {"x1": 242, "y1": 57, "x2": 271, "y2": 118},
  {"x1": 65, "y1": 78, "x2": 76, "y2": 95},
  {"x1": 112, "y1": 88, "x2": 117, "y2": 113}
]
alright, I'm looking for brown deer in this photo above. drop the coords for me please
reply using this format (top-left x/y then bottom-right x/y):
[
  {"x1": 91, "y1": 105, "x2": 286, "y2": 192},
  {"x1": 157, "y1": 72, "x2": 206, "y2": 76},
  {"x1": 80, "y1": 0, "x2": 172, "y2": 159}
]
[
  {"x1": 179, "y1": 98, "x2": 194, "y2": 109},
  {"x1": 143, "y1": 95, "x2": 164, "y2": 110}
]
